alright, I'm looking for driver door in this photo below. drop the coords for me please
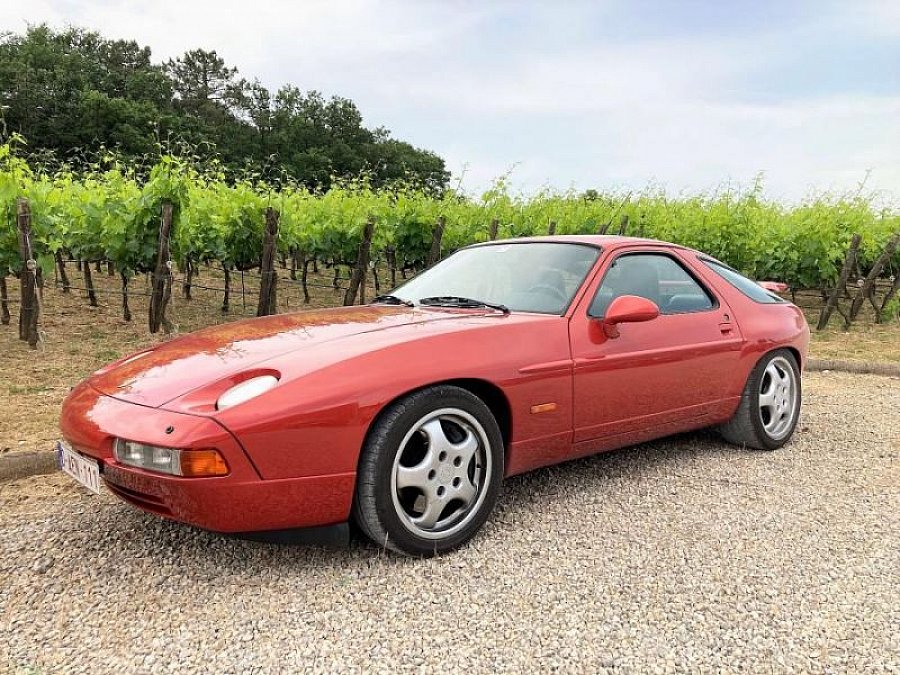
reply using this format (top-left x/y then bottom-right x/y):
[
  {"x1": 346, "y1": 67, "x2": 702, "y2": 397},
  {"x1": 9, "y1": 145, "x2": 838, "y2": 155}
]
[{"x1": 569, "y1": 248, "x2": 743, "y2": 445}]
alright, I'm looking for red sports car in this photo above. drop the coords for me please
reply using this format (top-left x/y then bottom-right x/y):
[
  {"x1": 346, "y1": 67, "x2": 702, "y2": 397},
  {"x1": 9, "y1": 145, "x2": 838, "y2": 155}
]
[{"x1": 59, "y1": 236, "x2": 809, "y2": 555}]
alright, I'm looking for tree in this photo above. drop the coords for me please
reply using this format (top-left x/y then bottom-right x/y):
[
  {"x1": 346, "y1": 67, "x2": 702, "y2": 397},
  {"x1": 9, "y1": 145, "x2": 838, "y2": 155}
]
[
  {"x1": 0, "y1": 26, "x2": 449, "y2": 191},
  {"x1": 0, "y1": 26, "x2": 172, "y2": 158},
  {"x1": 365, "y1": 137, "x2": 449, "y2": 193},
  {"x1": 164, "y1": 49, "x2": 242, "y2": 115},
  {"x1": 234, "y1": 78, "x2": 273, "y2": 157}
]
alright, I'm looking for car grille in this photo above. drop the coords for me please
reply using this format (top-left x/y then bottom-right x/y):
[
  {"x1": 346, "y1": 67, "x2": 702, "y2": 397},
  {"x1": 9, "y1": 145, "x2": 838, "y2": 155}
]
[{"x1": 105, "y1": 481, "x2": 173, "y2": 517}]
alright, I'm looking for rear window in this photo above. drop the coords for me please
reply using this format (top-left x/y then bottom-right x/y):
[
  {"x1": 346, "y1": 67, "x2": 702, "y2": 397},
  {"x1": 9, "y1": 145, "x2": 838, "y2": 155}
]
[{"x1": 701, "y1": 258, "x2": 785, "y2": 304}]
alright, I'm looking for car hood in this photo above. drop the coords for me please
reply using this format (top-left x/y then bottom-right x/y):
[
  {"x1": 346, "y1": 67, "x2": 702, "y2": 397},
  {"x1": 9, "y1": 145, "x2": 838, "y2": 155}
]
[{"x1": 89, "y1": 305, "x2": 492, "y2": 408}]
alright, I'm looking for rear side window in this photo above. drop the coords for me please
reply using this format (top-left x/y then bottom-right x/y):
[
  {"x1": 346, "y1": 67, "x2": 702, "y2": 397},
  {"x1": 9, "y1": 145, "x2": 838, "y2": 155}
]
[{"x1": 702, "y1": 259, "x2": 785, "y2": 304}]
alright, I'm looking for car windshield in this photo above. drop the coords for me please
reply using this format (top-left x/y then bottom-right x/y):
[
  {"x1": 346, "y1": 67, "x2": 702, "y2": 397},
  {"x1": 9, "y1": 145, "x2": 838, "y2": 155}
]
[{"x1": 391, "y1": 242, "x2": 601, "y2": 314}]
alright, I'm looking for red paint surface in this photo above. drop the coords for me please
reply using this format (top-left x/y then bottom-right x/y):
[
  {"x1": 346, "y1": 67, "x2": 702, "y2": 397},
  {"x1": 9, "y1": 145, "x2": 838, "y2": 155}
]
[{"x1": 60, "y1": 236, "x2": 809, "y2": 533}]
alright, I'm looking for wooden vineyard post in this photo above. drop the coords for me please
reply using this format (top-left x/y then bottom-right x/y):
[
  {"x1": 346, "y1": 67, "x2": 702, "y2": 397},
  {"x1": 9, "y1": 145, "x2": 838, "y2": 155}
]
[
  {"x1": 222, "y1": 264, "x2": 231, "y2": 313},
  {"x1": 489, "y1": 219, "x2": 499, "y2": 240},
  {"x1": 257, "y1": 207, "x2": 280, "y2": 317},
  {"x1": 371, "y1": 261, "x2": 380, "y2": 297},
  {"x1": 427, "y1": 217, "x2": 445, "y2": 267},
  {"x1": 163, "y1": 267, "x2": 174, "y2": 329},
  {"x1": 343, "y1": 217, "x2": 375, "y2": 306},
  {"x1": 121, "y1": 273, "x2": 132, "y2": 322},
  {"x1": 848, "y1": 232, "x2": 899, "y2": 325},
  {"x1": 182, "y1": 256, "x2": 193, "y2": 300},
  {"x1": 82, "y1": 259, "x2": 98, "y2": 306},
  {"x1": 16, "y1": 198, "x2": 40, "y2": 347},
  {"x1": 359, "y1": 232, "x2": 374, "y2": 305},
  {"x1": 0, "y1": 276, "x2": 10, "y2": 325},
  {"x1": 817, "y1": 233, "x2": 861, "y2": 330},
  {"x1": 548, "y1": 221, "x2": 557, "y2": 235},
  {"x1": 149, "y1": 202, "x2": 174, "y2": 333},
  {"x1": 301, "y1": 254, "x2": 311, "y2": 304},
  {"x1": 617, "y1": 214, "x2": 630, "y2": 235},
  {"x1": 55, "y1": 250, "x2": 70, "y2": 293}
]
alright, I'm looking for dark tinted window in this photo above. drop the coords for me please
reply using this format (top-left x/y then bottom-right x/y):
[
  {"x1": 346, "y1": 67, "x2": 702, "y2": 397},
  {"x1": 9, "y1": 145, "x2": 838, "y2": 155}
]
[
  {"x1": 702, "y1": 259, "x2": 785, "y2": 304},
  {"x1": 590, "y1": 253, "x2": 715, "y2": 317}
]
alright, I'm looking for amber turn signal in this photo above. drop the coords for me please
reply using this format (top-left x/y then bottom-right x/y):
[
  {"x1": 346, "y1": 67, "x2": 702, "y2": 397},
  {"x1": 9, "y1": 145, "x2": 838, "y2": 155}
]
[{"x1": 179, "y1": 449, "x2": 229, "y2": 477}]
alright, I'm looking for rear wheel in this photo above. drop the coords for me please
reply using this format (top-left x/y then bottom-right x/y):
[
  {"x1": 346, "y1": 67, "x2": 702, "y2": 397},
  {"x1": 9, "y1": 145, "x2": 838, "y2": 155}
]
[
  {"x1": 353, "y1": 385, "x2": 504, "y2": 556},
  {"x1": 719, "y1": 349, "x2": 801, "y2": 450}
]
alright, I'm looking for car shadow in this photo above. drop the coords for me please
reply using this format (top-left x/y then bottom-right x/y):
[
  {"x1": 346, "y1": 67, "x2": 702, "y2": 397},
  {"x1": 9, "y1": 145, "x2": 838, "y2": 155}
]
[
  {"x1": 92, "y1": 428, "x2": 754, "y2": 570},
  {"x1": 500, "y1": 428, "x2": 737, "y2": 510}
]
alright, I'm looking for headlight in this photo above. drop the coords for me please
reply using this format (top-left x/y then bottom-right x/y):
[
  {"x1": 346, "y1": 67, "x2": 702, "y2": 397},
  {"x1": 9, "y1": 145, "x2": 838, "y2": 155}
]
[
  {"x1": 216, "y1": 374, "x2": 279, "y2": 410},
  {"x1": 114, "y1": 439, "x2": 228, "y2": 477}
]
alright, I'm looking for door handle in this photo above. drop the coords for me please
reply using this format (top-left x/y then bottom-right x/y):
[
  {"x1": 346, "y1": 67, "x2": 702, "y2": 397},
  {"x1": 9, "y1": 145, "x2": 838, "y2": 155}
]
[{"x1": 719, "y1": 322, "x2": 734, "y2": 334}]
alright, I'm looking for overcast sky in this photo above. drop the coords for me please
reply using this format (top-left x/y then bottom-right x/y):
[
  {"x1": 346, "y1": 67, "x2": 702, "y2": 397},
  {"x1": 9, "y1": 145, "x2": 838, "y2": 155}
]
[{"x1": 3, "y1": 0, "x2": 899, "y2": 202}]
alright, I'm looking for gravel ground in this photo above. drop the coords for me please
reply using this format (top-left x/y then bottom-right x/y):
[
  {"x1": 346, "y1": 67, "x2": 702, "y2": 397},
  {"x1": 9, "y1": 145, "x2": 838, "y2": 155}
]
[{"x1": 1, "y1": 372, "x2": 898, "y2": 674}]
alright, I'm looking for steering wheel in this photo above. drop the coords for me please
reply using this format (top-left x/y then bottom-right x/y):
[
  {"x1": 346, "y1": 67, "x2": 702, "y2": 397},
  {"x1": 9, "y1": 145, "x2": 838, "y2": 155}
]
[{"x1": 527, "y1": 284, "x2": 567, "y2": 304}]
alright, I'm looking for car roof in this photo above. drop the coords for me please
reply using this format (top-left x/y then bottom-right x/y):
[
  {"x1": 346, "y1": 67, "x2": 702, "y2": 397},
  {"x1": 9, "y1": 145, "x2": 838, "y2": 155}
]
[{"x1": 469, "y1": 234, "x2": 690, "y2": 251}]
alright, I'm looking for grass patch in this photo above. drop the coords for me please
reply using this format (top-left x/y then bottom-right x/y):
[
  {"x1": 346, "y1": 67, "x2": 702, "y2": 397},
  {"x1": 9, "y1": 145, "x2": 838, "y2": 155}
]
[
  {"x1": 96, "y1": 349, "x2": 120, "y2": 362},
  {"x1": 8, "y1": 385, "x2": 51, "y2": 395}
]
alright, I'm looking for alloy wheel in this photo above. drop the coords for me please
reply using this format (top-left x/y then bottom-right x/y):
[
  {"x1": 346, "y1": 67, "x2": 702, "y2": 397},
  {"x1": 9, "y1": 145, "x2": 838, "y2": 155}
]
[{"x1": 390, "y1": 408, "x2": 492, "y2": 540}]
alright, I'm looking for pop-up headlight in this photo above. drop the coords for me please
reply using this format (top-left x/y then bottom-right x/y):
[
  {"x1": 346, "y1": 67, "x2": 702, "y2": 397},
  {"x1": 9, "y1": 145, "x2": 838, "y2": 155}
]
[{"x1": 216, "y1": 375, "x2": 279, "y2": 410}]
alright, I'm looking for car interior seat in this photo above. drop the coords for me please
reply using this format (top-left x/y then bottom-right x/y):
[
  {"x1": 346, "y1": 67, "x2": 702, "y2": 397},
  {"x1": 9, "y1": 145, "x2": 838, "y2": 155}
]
[
  {"x1": 665, "y1": 293, "x2": 711, "y2": 313},
  {"x1": 624, "y1": 258, "x2": 660, "y2": 306}
]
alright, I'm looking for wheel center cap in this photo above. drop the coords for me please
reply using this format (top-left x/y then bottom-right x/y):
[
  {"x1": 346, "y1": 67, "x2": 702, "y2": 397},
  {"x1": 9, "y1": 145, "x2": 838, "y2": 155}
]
[{"x1": 438, "y1": 465, "x2": 453, "y2": 483}]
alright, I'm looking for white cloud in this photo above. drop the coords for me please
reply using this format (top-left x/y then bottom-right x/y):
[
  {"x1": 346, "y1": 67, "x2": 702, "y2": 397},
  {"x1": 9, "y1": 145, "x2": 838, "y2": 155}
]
[
  {"x1": 1, "y1": 0, "x2": 482, "y2": 70},
  {"x1": 849, "y1": 0, "x2": 900, "y2": 37},
  {"x1": 1, "y1": 1, "x2": 898, "y2": 203},
  {"x1": 438, "y1": 93, "x2": 900, "y2": 204}
]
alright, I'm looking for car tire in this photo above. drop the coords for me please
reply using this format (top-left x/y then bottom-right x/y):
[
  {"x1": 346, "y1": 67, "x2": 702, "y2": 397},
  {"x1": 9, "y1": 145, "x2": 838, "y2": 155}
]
[
  {"x1": 353, "y1": 385, "x2": 504, "y2": 556},
  {"x1": 719, "y1": 349, "x2": 801, "y2": 451}
]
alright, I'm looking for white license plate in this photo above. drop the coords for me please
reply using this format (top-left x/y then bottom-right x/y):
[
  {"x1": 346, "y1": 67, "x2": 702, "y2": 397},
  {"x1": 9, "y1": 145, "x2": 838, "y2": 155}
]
[{"x1": 57, "y1": 441, "x2": 102, "y2": 494}]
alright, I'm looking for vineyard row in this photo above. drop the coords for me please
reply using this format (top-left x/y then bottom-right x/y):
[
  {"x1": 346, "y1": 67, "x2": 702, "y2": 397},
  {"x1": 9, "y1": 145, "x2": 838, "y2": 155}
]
[
  {"x1": 2, "y1": 147, "x2": 899, "y2": 346},
  {"x1": 5, "y1": 194, "x2": 900, "y2": 350}
]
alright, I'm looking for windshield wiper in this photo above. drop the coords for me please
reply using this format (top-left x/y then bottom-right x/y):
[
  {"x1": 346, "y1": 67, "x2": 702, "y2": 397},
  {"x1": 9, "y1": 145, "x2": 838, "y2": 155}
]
[
  {"x1": 419, "y1": 296, "x2": 510, "y2": 314},
  {"x1": 372, "y1": 294, "x2": 415, "y2": 307}
]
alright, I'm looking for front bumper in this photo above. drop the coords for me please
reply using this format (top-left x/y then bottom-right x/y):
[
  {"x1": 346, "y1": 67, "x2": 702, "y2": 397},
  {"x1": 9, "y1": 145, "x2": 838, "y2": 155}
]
[{"x1": 59, "y1": 381, "x2": 355, "y2": 533}]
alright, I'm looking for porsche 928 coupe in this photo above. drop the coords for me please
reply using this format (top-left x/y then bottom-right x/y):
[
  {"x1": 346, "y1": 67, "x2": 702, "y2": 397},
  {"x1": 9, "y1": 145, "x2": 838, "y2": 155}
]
[{"x1": 59, "y1": 236, "x2": 809, "y2": 555}]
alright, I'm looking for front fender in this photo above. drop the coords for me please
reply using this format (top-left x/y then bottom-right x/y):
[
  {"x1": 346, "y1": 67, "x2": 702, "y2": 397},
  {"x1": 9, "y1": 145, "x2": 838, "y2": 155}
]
[{"x1": 203, "y1": 314, "x2": 573, "y2": 480}]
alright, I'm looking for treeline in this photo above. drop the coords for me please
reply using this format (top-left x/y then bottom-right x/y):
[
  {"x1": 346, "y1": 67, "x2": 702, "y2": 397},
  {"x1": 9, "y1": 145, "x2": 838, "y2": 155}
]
[{"x1": 0, "y1": 25, "x2": 448, "y2": 190}]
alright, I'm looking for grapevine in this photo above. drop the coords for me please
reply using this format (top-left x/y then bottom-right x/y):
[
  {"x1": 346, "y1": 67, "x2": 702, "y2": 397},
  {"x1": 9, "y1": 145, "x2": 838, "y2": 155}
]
[{"x1": 1, "y1": 141, "x2": 898, "y2": 314}]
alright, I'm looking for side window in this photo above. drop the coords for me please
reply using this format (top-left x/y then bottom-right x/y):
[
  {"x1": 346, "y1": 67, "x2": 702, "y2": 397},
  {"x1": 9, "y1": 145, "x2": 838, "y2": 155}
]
[
  {"x1": 589, "y1": 253, "x2": 715, "y2": 317},
  {"x1": 701, "y1": 259, "x2": 786, "y2": 304}
]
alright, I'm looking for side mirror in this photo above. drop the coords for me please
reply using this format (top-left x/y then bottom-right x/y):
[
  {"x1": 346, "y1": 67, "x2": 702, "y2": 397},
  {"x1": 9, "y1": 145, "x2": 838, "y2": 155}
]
[{"x1": 599, "y1": 295, "x2": 659, "y2": 338}]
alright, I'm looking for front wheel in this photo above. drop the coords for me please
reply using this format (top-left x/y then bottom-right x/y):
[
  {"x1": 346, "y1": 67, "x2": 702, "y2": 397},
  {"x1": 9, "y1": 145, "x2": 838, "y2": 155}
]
[
  {"x1": 719, "y1": 349, "x2": 801, "y2": 450},
  {"x1": 353, "y1": 385, "x2": 504, "y2": 556}
]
